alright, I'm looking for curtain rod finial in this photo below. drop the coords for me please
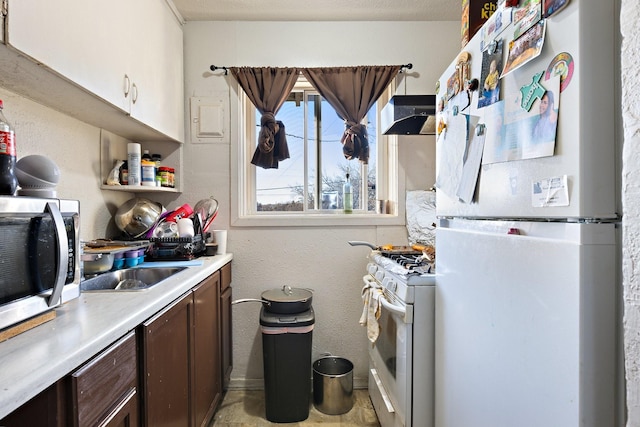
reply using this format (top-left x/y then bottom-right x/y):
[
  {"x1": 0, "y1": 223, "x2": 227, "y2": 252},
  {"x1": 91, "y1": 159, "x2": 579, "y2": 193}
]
[{"x1": 210, "y1": 65, "x2": 229, "y2": 75}]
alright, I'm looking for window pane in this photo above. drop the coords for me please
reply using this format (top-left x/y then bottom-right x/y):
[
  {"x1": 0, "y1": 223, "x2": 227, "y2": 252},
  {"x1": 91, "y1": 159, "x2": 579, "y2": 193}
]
[
  {"x1": 307, "y1": 94, "x2": 318, "y2": 210},
  {"x1": 318, "y1": 96, "x2": 348, "y2": 211},
  {"x1": 255, "y1": 99, "x2": 305, "y2": 211},
  {"x1": 254, "y1": 86, "x2": 379, "y2": 213},
  {"x1": 365, "y1": 107, "x2": 377, "y2": 212}
]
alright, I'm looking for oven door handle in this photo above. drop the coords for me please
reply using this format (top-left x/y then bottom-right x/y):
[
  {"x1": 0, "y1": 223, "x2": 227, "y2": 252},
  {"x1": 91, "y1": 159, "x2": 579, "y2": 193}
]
[
  {"x1": 379, "y1": 295, "x2": 413, "y2": 323},
  {"x1": 379, "y1": 294, "x2": 405, "y2": 317},
  {"x1": 363, "y1": 275, "x2": 413, "y2": 323}
]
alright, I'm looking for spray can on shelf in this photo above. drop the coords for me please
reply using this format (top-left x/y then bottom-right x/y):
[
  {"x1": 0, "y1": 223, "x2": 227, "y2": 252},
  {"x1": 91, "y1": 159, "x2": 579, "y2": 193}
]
[
  {"x1": 127, "y1": 143, "x2": 141, "y2": 186},
  {"x1": 0, "y1": 100, "x2": 18, "y2": 195}
]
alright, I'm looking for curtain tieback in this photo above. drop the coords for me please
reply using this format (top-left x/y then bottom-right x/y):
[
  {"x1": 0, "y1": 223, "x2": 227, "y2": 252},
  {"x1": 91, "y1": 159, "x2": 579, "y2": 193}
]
[
  {"x1": 341, "y1": 123, "x2": 368, "y2": 161},
  {"x1": 258, "y1": 112, "x2": 280, "y2": 154}
]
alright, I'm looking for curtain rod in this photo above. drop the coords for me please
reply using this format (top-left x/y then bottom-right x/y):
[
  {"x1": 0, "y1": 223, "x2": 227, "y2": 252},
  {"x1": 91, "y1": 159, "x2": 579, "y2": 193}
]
[{"x1": 209, "y1": 63, "x2": 413, "y2": 76}]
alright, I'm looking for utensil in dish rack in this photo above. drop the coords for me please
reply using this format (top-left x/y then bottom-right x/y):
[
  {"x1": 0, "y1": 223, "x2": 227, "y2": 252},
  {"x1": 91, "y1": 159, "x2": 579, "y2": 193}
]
[{"x1": 194, "y1": 197, "x2": 219, "y2": 233}]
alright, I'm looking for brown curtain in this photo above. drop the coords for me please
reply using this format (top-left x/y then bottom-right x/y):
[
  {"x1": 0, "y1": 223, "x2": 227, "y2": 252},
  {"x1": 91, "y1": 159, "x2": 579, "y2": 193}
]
[
  {"x1": 229, "y1": 67, "x2": 300, "y2": 169},
  {"x1": 302, "y1": 65, "x2": 401, "y2": 164}
]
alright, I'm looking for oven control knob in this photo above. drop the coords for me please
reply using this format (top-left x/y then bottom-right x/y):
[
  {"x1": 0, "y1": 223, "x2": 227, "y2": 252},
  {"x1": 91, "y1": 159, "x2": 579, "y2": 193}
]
[
  {"x1": 375, "y1": 270, "x2": 385, "y2": 282},
  {"x1": 367, "y1": 263, "x2": 378, "y2": 275},
  {"x1": 383, "y1": 276, "x2": 397, "y2": 293}
]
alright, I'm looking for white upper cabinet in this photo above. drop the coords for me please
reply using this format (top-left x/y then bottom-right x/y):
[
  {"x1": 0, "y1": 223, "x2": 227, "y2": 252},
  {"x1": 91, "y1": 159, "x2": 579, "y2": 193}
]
[
  {"x1": 4, "y1": 0, "x2": 184, "y2": 143},
  {"x1": 127, "y1": 0, "x2": 184, "y2": 141}
]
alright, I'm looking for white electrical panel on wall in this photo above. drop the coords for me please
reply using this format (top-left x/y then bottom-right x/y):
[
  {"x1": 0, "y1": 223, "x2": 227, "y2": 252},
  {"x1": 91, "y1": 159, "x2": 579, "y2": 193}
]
[{"x1": 190, "y1": 93, "x2": 229, "y2": 144}]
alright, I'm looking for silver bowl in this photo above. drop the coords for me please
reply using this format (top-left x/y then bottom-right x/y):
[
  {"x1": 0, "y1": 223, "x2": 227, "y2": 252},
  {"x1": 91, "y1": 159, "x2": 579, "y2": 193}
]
[
  {"x1": 115, "y1": 197, "x2": 164, "y2": 238},
  {"x1": 82, "y1": 252, "x2": 115, "y2": 275}
]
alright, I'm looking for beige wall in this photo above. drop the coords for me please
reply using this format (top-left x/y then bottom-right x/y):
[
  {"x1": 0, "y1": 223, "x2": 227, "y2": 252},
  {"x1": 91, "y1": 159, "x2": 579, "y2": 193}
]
[
  {"x1": 0, "y1": 18, "x2": 458, "y2": 391},
  {"x1": 0, "y1": 88, "x2": 131, "y2": 239},
  {"x1": 182, "y1": 20, "x2": 460, "y2": 388}
]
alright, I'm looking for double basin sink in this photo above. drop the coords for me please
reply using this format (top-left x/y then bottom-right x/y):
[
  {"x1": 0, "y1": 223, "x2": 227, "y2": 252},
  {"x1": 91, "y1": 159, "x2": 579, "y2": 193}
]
[{"x1": 81, "y1": 267, "x2": 186, "y2": 292}]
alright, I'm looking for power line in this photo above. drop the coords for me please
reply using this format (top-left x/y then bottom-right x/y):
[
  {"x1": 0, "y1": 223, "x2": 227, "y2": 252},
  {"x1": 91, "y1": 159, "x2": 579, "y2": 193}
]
[{"x1": 255, "y1": 124, "x2": 378, "y2": 144}]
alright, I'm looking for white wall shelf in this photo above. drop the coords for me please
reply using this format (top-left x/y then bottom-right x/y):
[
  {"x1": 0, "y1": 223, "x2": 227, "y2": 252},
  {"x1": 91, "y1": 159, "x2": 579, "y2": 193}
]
[
  {"x1": 101, "y1": 130, "x2": 183, "y2": 193},
  {"x1": 100, "y1": 185, "x2": 179, "y2": 193}
]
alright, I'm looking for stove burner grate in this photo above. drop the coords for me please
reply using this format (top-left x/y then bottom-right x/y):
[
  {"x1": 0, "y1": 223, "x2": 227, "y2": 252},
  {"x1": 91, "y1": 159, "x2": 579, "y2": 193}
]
[{"x1": 382, "y1": 253, "x2": 435, "y2": 274}]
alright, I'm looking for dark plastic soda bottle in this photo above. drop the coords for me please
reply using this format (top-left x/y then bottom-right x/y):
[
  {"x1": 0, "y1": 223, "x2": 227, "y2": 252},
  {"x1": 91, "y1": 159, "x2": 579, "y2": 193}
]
[{"x1": 0, "y1": 100, "x2": 18, "y2": 195}]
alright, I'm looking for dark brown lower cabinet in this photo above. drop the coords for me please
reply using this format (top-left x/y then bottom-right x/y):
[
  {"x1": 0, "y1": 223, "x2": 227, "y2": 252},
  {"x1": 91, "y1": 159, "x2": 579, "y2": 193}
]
[
  {"x1": 193, "y1": 271, "x2": 222, "y2": 426},
  {"x1": 70, "y1": 330, "x2": 139, "y2": 427},
  {"x1": 0, "y1": 332, "x2": 139, "y2": 427},
  {"x1": 220, "y1": 262, "x2": 233, "y2": 390},
  {"x1": 141, "y1": 292, "x2": 192, "y2": 427},
  {"x1": 140, "y1": 270, "x2": 222, "y2": 427},
  {"x1": 0, "y1": 381, "x2": 65, "y2": 427},
  {"x1": 0, "y1": 264, "x2": 232, "y2": 427}
]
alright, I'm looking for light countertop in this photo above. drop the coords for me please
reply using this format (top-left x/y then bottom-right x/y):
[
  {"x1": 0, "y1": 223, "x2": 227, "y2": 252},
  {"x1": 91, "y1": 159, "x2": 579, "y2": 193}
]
[{"x1": 0, "y1": 253, "x2": 233, "y2": 419}]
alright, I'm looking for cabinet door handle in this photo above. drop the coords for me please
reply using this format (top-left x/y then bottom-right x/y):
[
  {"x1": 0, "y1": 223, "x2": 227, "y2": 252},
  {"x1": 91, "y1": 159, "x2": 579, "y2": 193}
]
[
  {"x1": 97, "y1": 387, "x2": 137, "y2": 427},
  {"x1": 123, "y1": 74, "x2": 131, "y2": 98},
  {"x1": 131, "y1": 83, "x2": 138, "y2": 104}
]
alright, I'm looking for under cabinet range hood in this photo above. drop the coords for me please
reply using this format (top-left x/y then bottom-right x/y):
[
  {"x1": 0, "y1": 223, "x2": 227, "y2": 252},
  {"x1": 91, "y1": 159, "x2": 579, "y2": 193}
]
[{"x1": 381, "y1": 95, "x2": 437, "y2": 135}]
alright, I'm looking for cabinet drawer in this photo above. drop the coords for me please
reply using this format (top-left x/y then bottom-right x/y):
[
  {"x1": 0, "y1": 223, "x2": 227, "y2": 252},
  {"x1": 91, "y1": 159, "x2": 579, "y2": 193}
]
[
  {"x1": 70, "y1": 331, "x2": 138, "y2": 427},
  {"x1": 221, "y1": 262, "x2": 232, "y2": 292}
]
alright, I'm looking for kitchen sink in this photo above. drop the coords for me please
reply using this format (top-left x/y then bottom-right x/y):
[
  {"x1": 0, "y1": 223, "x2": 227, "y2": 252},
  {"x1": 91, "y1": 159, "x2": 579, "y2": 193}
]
[{"x1": 81, "y1": 267, "x2": 186, "y2": 292}]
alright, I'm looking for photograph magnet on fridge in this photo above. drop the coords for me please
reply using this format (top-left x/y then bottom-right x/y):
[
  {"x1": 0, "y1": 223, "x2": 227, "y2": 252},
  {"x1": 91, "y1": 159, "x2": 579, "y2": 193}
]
[
  {"x1": 502, "y1": 20, "x2": 546, "y2": 77},
  {"x1": 543, "y1": 0, "x2": 569, "y2": 18}
]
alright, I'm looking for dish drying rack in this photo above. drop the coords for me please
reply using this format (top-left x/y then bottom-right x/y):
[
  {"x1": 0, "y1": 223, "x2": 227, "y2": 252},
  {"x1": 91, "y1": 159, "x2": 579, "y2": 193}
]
[{"x1": 147, "y1": 215, "x2": 206, "y2": 261}]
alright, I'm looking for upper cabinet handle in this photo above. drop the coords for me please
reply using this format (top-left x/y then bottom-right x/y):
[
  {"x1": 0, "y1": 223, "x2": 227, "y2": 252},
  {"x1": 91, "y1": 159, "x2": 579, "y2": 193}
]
[
  {"x1": 123, "y1": 74, "x2": 131, "y2": 98},
  {"x1": 131, "y1": 83, "x2": 138, "y2": 104}
]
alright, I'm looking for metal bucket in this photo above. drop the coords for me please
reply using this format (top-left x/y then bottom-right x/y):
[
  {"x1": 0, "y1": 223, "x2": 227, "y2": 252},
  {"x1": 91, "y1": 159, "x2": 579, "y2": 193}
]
[{"x1": 313, "y1": 356, "x2": 354, "y2": 415}]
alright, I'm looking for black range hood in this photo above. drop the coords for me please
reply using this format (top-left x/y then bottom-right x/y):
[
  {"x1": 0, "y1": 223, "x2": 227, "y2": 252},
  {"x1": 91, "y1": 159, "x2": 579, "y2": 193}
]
[{"x1": 381, "y1": 95, "x2": 437, "y2": 135}]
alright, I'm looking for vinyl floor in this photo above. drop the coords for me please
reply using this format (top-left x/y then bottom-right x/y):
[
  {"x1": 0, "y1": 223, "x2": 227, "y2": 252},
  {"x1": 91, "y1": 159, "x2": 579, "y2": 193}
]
[{"x1": 209, "y1": 389, "x2": 380, "y2": 426}]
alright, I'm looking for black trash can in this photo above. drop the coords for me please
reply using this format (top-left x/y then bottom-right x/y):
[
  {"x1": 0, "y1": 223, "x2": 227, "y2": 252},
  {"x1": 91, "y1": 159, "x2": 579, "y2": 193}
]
[{"x1": 260, "y1": 306, "x2": 315, "y2": 423}]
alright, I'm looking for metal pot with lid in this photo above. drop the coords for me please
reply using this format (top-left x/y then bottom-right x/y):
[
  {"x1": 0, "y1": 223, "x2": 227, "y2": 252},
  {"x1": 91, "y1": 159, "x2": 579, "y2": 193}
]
[{"x1": 233, "y1": 285, "x2": 313, "y2": 314}]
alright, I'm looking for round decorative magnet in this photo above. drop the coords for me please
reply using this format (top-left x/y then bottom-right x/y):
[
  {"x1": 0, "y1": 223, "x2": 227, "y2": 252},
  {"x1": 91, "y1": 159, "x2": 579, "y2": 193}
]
[{"x1": 545, "y1": 52, "x2": 574, "y2": 92}]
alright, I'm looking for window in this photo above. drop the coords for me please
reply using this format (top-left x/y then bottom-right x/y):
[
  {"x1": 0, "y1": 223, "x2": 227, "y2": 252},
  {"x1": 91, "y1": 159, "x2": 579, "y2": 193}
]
[{"x1": 232, "y1": 77, "x2": 400, "y2": 226}]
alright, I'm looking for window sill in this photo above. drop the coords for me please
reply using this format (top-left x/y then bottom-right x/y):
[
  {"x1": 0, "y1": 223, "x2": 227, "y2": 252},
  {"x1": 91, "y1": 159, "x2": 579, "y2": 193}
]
[{"x1": 231, "y1": 212, "x2": 405, "y2": 227}]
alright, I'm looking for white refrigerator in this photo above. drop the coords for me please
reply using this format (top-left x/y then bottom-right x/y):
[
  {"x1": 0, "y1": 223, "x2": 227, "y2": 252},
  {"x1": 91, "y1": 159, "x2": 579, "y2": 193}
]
[{"x1": 433, "y1": 1, "x2": 622, "y2": 426}]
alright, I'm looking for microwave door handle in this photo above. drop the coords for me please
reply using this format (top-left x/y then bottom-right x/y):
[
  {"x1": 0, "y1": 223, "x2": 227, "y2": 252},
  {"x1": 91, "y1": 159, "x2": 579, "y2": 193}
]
[{"x1": 46, "y1": 201, "x2": 68, "y2": 307}]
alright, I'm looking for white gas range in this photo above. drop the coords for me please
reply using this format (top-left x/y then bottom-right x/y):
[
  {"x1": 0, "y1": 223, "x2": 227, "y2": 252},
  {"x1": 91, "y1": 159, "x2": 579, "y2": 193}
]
[{"x1": 363, "y1": 251, "x2": 435, "y2": 427}]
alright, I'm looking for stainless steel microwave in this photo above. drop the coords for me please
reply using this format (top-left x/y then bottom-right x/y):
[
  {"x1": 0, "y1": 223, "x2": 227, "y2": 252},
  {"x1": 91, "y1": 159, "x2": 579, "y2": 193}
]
[{"x1": 0, "y1": 196, "x2": 81, "y2": 331}]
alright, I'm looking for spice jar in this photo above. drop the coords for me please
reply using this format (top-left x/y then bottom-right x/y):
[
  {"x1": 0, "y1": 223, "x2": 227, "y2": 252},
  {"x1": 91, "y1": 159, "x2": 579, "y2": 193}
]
[
  {"x1": 169, "y1": 167, "x2": 175, "y2": 188},
  {"x1": 159, "y1": 166, "x2": 171, "y2": 187}
]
